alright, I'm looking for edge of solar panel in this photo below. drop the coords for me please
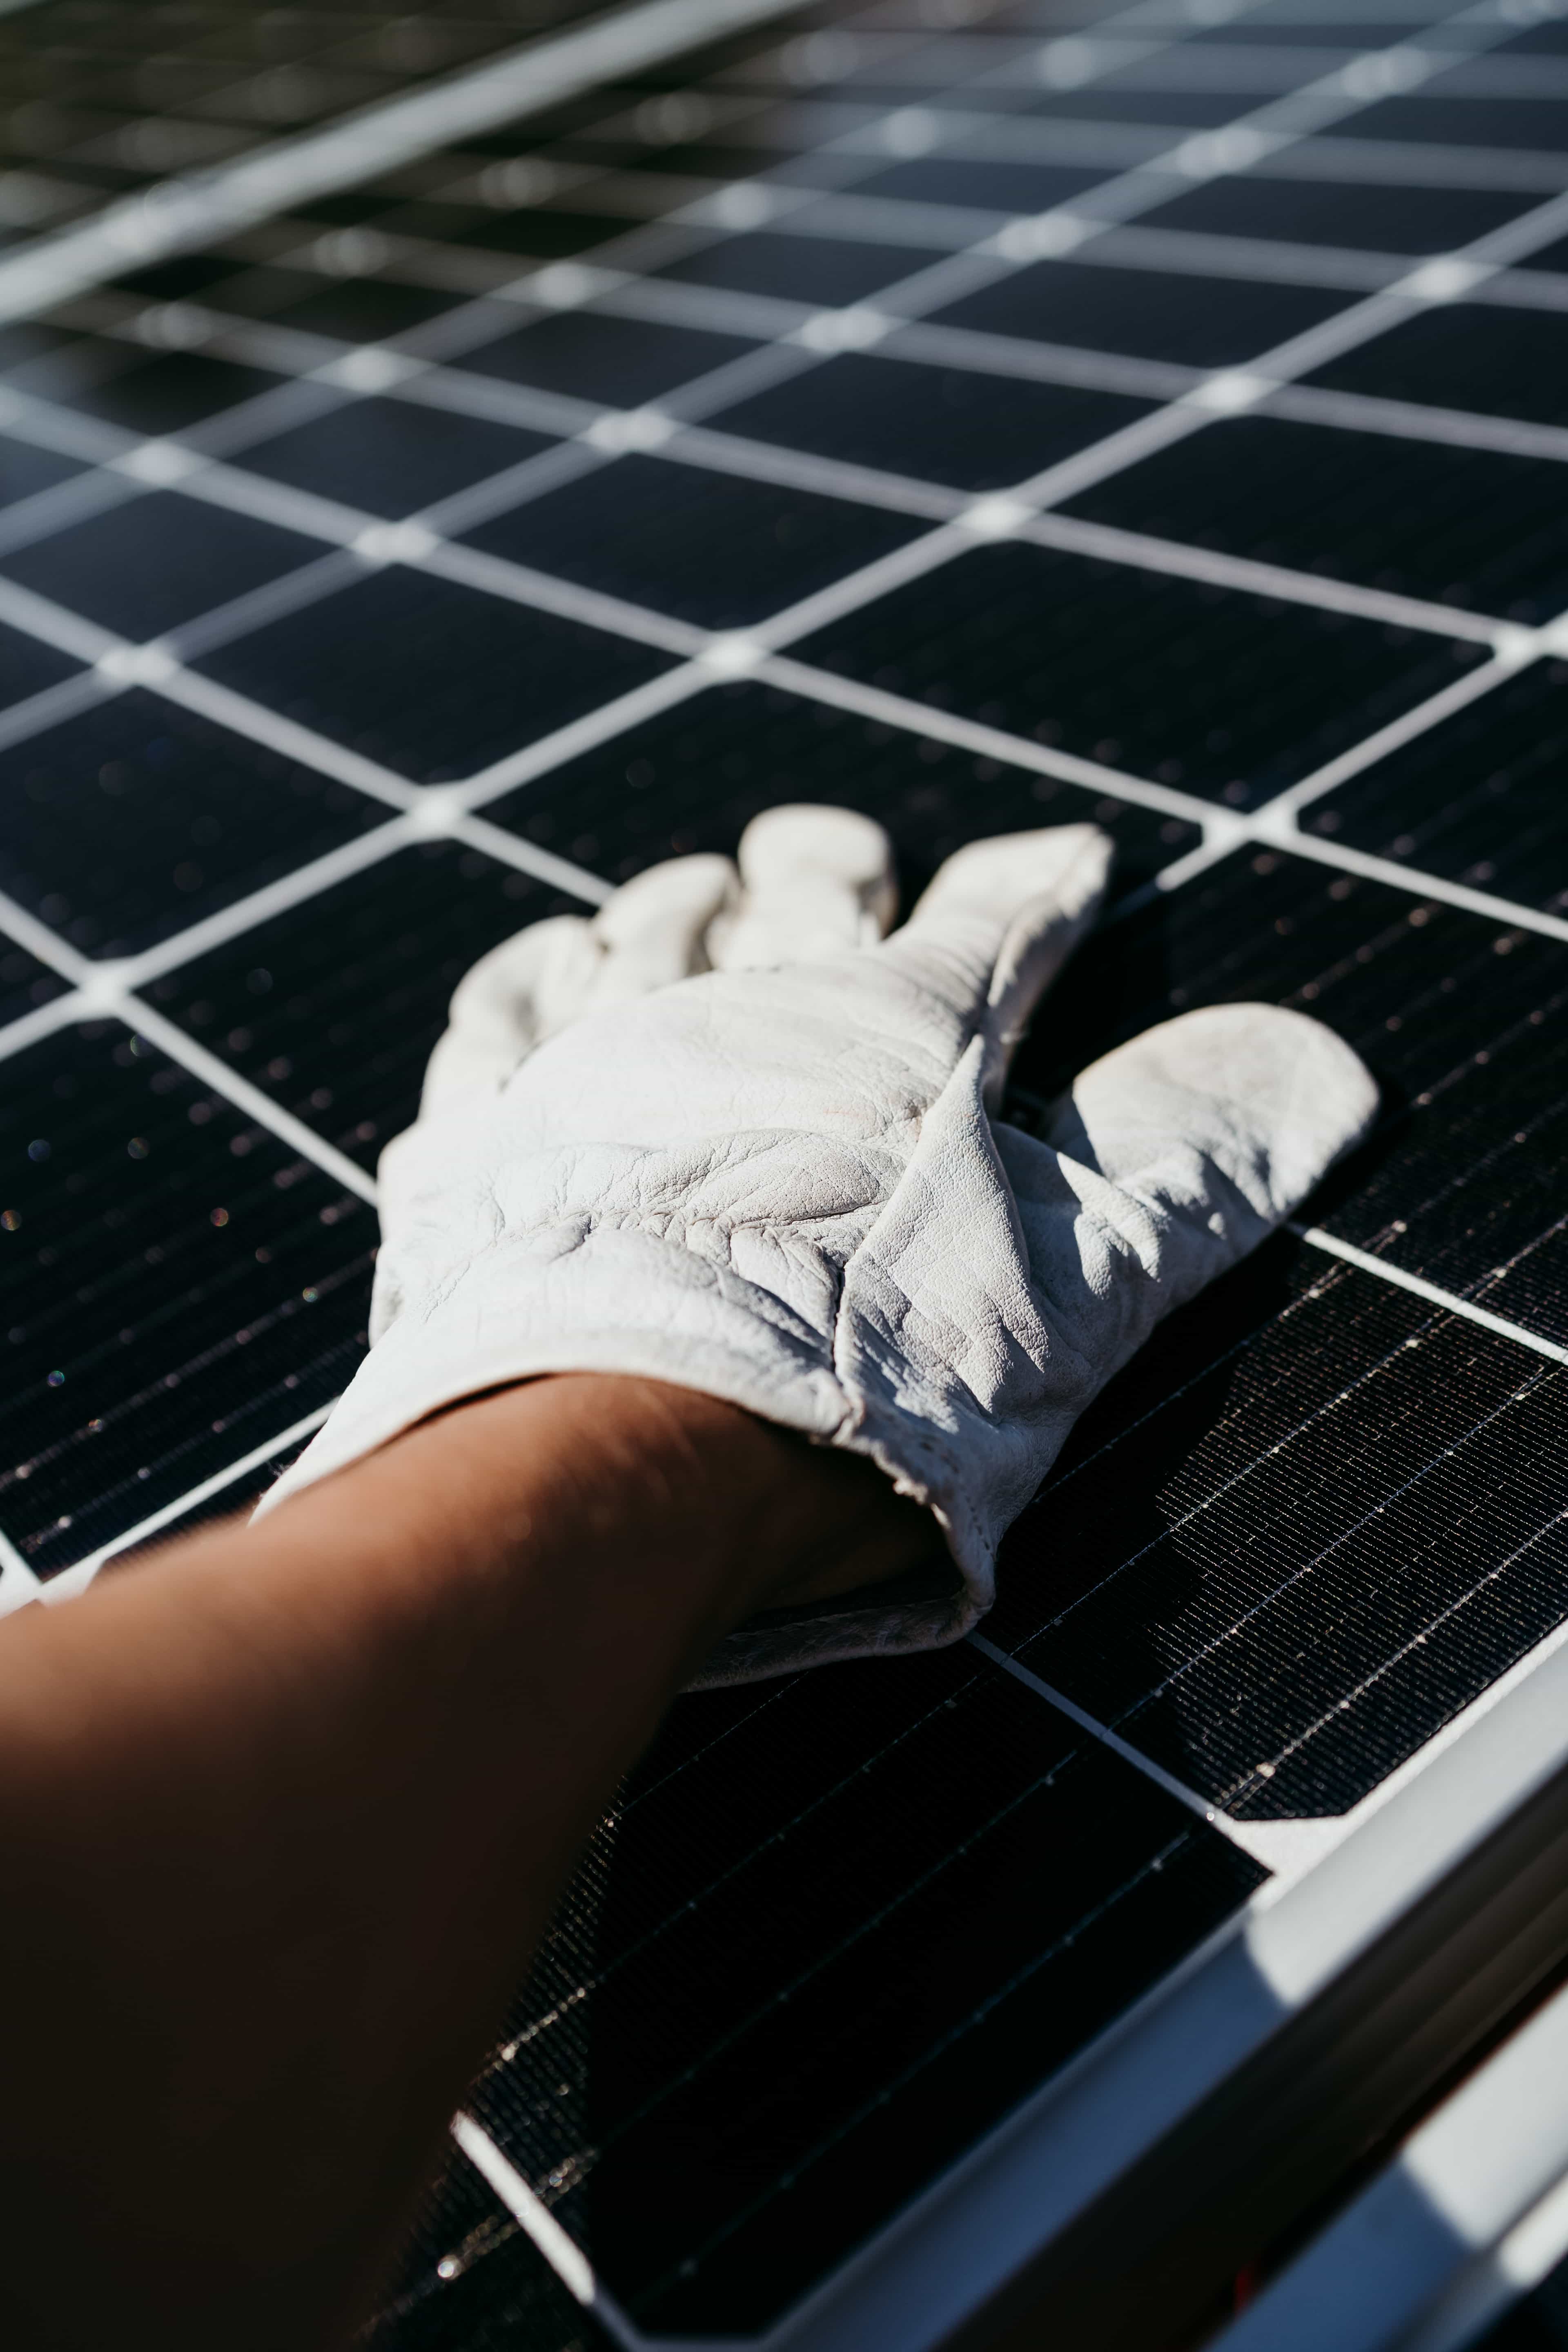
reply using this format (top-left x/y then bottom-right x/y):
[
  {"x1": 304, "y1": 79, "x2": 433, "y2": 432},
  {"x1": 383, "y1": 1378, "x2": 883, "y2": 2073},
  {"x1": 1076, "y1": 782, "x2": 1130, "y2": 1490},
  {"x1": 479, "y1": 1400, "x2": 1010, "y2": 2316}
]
[
  {"x1": 1206, "y1": 1974, "x2": 1568, "y2": 2352},
  {"x1": 482, "y1": 1626, "x2": 1568, "y2": 2352}
]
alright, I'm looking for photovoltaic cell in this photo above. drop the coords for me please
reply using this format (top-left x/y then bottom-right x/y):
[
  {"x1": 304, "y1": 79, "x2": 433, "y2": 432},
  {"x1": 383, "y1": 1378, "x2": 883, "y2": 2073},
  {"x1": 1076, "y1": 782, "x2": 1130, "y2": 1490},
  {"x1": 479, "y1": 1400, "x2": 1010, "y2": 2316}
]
[
  {"x1": 707, "y1": 352, "x2": 1158, "y2": 488},
  {"x1": 3, "y1": 0, "x2": 1568, "y2": 2341},
  {"x1": 795, "y1": 541, "x2": 1485, "y2": 805},
  {"x1": 490, "y1": 675, "x2": 1200, "y2": 891},
  {"x1": 1303, "y1": 302, "x2": 1568, "y2": 428},
  {"x1": 193, "y1": 565, "x2": 678, "y2": 783},
  {"x1": 462, "y1": 452, "x2": 931, "y2": 628},
  {"x1": 1133, "y1": 172, "x2": 1540, "y2": 253},
  {"x1": 989, "y1": 1240, "x2": 1568, "y2": 1817},
  {"x1": 0, "y1": 1021, "x2": 372, "y2": 1578},
  {"x1": 0, "y1": 619, "x2": 82, "y2": 713},
  {"x1": 238, "y1": 397, "x2": 560, "y2": 519},
  {"x1": 929, "y1": 258, "x2": 1358, "y2": 365},
  {"x1": 454, "y1": 311, "x2": 763, "y2": 402},
  {"x1": 150, "y1": 844, "x2": 584, "y2": 1169},
  {"x1": 0, "y1": 489, "x2": 325, "y2": 639},
  {"x1": 470, "y1": 1644, "x2": 1262, "y2": 2334},
  {"x1": 0, "y1": 688, "x2": 390, "y2": 957},
  {"x1": 1062, "y1": 417, "x2": 1568, "y2": 622},
  {"x1": 1303, "y1": 658, "x2": 1568, "y2": 915}
]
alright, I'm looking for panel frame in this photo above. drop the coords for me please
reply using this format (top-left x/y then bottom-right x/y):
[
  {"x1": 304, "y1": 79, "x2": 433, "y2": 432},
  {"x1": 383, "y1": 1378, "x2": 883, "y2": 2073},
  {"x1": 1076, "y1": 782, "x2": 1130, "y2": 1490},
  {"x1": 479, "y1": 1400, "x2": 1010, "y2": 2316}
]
[
  {"x1": 455, "y1": 1622, "x2": 1568, "y2": 2352},
  {"x1": 1206, "y1": 1973, "x2": 1568, "y2": 2352}
]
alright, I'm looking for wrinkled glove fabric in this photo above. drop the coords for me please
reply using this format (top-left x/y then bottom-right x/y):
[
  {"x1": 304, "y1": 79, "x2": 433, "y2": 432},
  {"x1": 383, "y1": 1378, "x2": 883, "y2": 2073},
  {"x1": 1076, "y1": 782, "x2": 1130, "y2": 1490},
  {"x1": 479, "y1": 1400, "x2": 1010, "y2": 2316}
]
[{"x1": 258, "y1": 806, "x2": 1378, "y2": 1684}]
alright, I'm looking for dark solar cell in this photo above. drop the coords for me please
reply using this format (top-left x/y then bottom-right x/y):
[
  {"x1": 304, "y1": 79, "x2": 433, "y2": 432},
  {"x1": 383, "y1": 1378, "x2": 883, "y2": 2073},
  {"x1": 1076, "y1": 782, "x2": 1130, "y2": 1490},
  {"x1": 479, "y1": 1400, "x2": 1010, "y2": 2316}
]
[
  {"x1": 46, "y1": 347, "x2": 290, "y2": 434},
  {"x1": 256, "y1": 276, "x2": 473, "y2": 343},
  {"x1": 455, "y1": 310, "x2": 761, "y2": 403},
  {"x1": 796, "y1": 540, "x2": 1482, "y2": 806},
  {"x1": 150, "y1": 843, "x2": 585, "y2": 1168},
  {"x1": 461, "y1": 454, "x2": 928, "y2": 628},
  {"x1": 0, "y1": 619, "x2": 83, "y2": 713},
  {"x1": 193, "y1": 564, "x2": 677, "y2": 783},
  {"x1": 0, "y1": 490, "x2": 324, "y2": 639},
  {"x1": 1304, "y1": 301, "x2": 1568, "y2": 427},
  {"x1": 1009, "y1": 846, "x2": 1568, "y2": 1343},
  {"x1": 238, "y1": 396, "x2": 556, "y2": 517},
  {"x1": 989, "y1": 1242, "x2": 1568, "y2": 1817},
  {"x1": 0, "y1": 433, "x2": 89, "y2": 510},
  {"x1": 0, "y1": 935, "x2": 67, "y2": 1029},
  {"x1": 379, "y1": 201, "x2": 631, "y2": 261},
  {"x1": 0, "y1": 686, "x2": 389, "y2": 957},
  {"x1": 931, "y1": 258, "x2": 1356, "y2": 366},
  {"x1": 0, "y1": 1021, "x2": 373, "y2": 1578},
  {"x1": 1333, "y1": 95, "x2": 1568, "y2": 150},
  {"x1": 850, "y1": 155, "x2": 1111, "y2": 211},
  {"x1": 708, "y1": 352, "x2": 1155, "y2": 488},
  {"x1": 1304, "y1": 659, "x2": 1568, "y2": 913},
  {"x1": 472, "y1": 1644, "x2": 1262, "y2": 2333},
  {"x1": 1062, "y1": 415, "x2": 1568, "y2": 621},
  {"x1": 1026, "y1": 86, "x2": 1264, "y2": 126},
  {"x1": 655, "y1": 229, "x2": 951, "y2": 302},
  {"x1": 490, "y1": 677, "x2": 1199, "y2": 896},
  {"x1": 109, "y1": 257, "x2": 251, "y2": 305},
  {"x1": 1186, "y1": 13, "x2": 1412, "y2": 36},
  {"x1": 0, "y1": 322, "x2": 82, "y2": 376},
  {"x1": 1136, "y1": 174, "x2": 1538, "y2": 256}
]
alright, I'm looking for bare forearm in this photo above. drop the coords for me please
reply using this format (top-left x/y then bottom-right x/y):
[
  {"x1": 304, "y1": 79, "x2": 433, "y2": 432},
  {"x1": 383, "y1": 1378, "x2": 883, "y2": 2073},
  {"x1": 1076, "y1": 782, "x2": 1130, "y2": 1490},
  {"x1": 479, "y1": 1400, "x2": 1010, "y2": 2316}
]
[{"x1": 0, "y1": 1375, "x2": 937, "y2": 2351}]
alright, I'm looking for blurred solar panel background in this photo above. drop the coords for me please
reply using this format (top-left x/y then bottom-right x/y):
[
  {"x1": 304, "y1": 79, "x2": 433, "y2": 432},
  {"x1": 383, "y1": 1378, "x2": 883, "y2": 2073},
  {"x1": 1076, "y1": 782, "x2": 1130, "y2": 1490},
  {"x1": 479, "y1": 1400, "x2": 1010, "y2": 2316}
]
[{"x1": 4, "y1": 0, "x2": 1568, "y2": 2341}]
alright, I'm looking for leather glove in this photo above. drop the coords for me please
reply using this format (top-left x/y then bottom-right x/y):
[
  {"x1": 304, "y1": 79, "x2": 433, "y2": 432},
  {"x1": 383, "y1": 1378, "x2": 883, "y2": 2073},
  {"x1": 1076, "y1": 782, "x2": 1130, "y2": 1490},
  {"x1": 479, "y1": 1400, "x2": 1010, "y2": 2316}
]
[{"x1": 257, "y1": 808, "x2": 1378, "y2": 1684}]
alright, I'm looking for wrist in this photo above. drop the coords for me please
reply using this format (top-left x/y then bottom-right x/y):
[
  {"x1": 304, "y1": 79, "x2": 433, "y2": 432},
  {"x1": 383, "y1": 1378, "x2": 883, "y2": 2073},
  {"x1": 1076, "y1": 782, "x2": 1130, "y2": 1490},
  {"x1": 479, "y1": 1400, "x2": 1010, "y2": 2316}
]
[{"x1": 398, "y1": 1372, "x2": 950, "y2": 1643}]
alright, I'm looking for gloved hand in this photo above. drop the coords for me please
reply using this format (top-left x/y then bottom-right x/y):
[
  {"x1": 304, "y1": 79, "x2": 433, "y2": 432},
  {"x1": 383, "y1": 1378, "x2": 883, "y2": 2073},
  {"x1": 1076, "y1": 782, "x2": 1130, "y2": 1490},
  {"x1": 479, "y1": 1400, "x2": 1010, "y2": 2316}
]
[{"x1": 258, "y1": 808, "x2": 1377, "y2": 1683}]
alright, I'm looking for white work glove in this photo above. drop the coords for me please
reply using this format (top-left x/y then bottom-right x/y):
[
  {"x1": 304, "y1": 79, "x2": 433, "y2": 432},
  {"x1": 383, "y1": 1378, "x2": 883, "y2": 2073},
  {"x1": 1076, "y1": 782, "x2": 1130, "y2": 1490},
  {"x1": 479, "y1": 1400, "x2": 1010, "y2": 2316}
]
[{"x1": 258, "y1": 808, "x2": 1377, "y2": 1683}]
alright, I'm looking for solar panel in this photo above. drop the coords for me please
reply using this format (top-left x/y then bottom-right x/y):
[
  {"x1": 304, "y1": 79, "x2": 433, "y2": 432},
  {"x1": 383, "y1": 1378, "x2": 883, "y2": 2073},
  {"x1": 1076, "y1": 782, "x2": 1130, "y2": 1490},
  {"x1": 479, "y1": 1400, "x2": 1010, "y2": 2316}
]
[{"x1": 6, "y1": 0, "x2": 1568, "y2": 2342}]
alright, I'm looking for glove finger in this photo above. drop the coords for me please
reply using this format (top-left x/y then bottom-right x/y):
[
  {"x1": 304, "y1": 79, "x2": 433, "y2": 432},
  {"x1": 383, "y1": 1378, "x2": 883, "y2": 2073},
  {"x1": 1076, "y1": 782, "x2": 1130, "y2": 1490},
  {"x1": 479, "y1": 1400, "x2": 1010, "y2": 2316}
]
[
  {"x1": 1003, "y1": 1002, "x2": 1378, "y2": 1362},
  {"x1": 880, "y1": 824, "x2": 1113, "y2": 1101},
  {"x1": 420, "y1": 915, "x2": 600, "y2": 1111},
  {"x1": 707, "y1": 803, "x2": 897, "y2": 970},
  {"x1": 589, "y1": 851, "x2": 739, "y2": 997},
  {"x1": 419, "y1": 854, "x2": 738, "y2": 1113}
]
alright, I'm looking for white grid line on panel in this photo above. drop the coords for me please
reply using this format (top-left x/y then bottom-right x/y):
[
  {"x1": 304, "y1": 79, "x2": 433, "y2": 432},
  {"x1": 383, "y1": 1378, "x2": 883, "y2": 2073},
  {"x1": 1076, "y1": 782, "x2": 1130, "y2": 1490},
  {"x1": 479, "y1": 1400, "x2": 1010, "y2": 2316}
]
[
  {"x1": 449, "y1": 2111, "x2": 640, "y2": 2349},
  {"x1": 1294, "y1": 1227, "x2": 1568, "y2": 1365}
]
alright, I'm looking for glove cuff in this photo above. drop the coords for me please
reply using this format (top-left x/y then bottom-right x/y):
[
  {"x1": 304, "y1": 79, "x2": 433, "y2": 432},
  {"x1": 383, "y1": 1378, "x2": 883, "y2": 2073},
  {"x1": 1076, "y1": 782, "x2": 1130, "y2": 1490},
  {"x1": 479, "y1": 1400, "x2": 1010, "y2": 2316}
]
[{"x1": 253, "y1": 1222, "x2": 990, "y2": 1683}]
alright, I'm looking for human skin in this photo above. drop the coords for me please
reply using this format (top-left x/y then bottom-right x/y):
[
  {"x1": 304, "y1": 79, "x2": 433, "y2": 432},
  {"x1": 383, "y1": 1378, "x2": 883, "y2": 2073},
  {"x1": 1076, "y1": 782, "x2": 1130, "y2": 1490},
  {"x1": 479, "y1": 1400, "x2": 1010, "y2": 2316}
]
[{"x1": 0, "y1": 1373, "x2": 942, "y2": 2352}]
